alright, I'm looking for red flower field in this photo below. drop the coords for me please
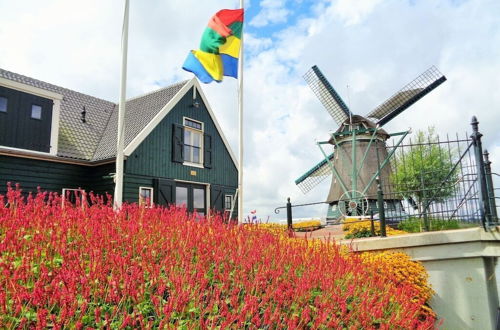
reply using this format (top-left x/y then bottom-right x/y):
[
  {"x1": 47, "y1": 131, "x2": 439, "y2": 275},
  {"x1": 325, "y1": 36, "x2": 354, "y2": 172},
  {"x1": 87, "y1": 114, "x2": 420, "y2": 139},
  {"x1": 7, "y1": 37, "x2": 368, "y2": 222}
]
[{"x1": 0, "y1": 185, "x2": 435, "y2": 328}]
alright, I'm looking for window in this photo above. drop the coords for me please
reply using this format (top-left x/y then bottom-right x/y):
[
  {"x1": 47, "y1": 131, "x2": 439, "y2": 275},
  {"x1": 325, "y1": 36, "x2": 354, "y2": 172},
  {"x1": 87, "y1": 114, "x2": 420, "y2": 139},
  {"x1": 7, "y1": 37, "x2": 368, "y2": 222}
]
[
  {"x1": 139, "y1": 187, "x2": 154, "y2": 207},
  {"x1": 224, "y1": 194, "x2": 233, "y2": 210},
  {"x1": 183, "y1": 118, "x2": 204, "y2": 165},
  {"x1": 185, "y1": 119, "x2": 202, "y2": 130},
  {"x1": 0, "y1": 96, "x2": 7, "y2": 112},
  {"x1": 176, "y1": 186, "x2": 188, "y2": 207},
  {"x1": 31, "y1": 104, "x2": 42, "y2": 119}
]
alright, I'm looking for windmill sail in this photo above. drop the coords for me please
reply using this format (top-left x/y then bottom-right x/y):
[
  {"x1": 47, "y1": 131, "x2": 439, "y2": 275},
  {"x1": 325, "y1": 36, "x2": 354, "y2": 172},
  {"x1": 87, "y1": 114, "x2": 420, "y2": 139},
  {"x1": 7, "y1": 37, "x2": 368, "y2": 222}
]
[
  {"x1": 295, "y1": 153, "x2": 334, "y2": 194},
  {"x1": 366, "y1": 66, "x2": 446, "y2": 126},
  {"x1": 304, "y1": 66, "x2": 351, "y2": 126}
]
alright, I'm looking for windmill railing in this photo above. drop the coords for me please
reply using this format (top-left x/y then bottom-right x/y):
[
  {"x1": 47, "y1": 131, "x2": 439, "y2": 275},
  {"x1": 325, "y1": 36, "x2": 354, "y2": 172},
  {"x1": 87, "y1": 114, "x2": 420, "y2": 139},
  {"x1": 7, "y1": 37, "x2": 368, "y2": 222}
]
[{"x1": 278, "y1": 116, "x2": 498, "y2": 235}]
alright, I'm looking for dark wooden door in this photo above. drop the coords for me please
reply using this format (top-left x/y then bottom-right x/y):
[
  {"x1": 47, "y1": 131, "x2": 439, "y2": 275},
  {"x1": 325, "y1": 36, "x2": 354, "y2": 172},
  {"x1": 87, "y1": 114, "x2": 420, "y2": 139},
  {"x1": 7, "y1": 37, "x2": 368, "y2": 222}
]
[{"x1": 154, "y1": 178, "x2": 175, "y2": 205}]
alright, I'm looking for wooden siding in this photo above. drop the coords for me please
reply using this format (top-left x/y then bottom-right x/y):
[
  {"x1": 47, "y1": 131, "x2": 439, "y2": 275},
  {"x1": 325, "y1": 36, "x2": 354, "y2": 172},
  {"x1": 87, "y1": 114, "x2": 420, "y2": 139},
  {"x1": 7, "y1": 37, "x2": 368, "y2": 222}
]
[
  {"x1": 86, "y1": 163, "x2": 115, "y2": 198},
  {"x1": 122, "y1": 173, "x2": 237, "y2": 211},
  {"x1": 0, "y1": 86, "x2": 53, "y2": 152},
  {"x1": 126, "y1": 87, "x2": 238, "y2": 188},
  {"x1": 0, "y1": 155, "x2": 114, "y2": 197},
  {"x1": 123, "y1": 173, "x2": 153, "y2": 204}
]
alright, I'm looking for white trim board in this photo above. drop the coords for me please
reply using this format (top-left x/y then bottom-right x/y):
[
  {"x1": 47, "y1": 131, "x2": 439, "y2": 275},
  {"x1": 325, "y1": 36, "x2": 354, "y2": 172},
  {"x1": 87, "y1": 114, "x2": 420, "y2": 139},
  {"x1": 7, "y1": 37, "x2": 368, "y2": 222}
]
[
  {"x1": 0, "y1": 77, "x2": 63, "y2": 100},
  {"x1": 123, "y1": 78, "x2": 238, "y2": 168}
]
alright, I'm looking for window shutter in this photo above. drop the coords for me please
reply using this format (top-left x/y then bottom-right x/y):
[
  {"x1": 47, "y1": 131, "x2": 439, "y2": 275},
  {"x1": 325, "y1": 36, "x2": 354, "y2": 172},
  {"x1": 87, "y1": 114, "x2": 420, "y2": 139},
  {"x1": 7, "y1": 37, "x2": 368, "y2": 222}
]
[
  {"x1": 154, "y1": 178, "x2": 176, "y2": 205},
  {"x1": 204, "y1": 133, "x2": 212, "y2": 168},
  {"x1": 172, "y1": 124, "x2": 184, "y2": 163},
  {"x1": 210, "y1": 185, "x2": 224, "y2": 211}
]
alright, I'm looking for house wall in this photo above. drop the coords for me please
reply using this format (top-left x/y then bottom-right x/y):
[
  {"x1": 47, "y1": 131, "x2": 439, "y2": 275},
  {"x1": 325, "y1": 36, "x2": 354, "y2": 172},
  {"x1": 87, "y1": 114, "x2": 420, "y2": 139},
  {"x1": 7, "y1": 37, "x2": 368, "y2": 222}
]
[
  {"x1": 0, "y1": 155, "x2": 114, "y2": 198},
  {"x1": 125, "y1": 88, "x2": 237, "y2": 187},
  {"x1": 0, "y1": 155, "x2": 87, "y2": 195},
  {"x1": 0, "y1": 86, "x2": 53, "y2": 153},
  {"x1": 0, "y1": 84, "x2": 237, "y2": 216},
  {"x1": 86, "y1": 162, "x2": 115, "y2": 198},
  {"x1": 124, "y1": 88, "x2": 238, "y2": 212}
]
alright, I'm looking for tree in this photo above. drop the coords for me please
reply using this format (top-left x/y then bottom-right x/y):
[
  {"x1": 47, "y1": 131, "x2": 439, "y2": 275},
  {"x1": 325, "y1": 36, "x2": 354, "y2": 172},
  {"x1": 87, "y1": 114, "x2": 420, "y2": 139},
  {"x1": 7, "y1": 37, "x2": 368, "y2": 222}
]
[{"x1": 391, "y1": 127, "x2": 458, "y2": 227}]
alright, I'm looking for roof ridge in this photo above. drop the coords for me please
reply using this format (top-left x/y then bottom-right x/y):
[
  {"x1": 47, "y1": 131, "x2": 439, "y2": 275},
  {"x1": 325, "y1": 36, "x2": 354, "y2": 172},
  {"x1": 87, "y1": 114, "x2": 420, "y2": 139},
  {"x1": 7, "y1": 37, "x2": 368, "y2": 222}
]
[
  {"x1": 90, "y1": 80, "x2": 190, "y2": 161},
  {"x1": 0, "y1": 68, "x2": 116, "y2": 106},
  {"x1": 125, "y1": 80, "x2": 190, "y2": 102},
  {"x1": 1, "y1": 68, "x2": 190, "y2": 105}
]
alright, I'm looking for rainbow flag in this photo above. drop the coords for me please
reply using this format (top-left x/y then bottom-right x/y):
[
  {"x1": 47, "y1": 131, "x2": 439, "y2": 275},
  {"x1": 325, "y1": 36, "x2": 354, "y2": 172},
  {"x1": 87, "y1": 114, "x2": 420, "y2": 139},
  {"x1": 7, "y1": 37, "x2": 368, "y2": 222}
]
[{"x1": 182, "y1": 9, "x2": 244, "y2": 83}]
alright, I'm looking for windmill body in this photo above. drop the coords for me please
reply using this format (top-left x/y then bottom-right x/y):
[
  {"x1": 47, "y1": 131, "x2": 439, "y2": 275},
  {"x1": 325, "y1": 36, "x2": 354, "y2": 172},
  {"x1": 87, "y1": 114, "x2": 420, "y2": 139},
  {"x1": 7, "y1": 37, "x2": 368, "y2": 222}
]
[{"x1": 296, "y1": 66, "x2": 446, "y2": 221}]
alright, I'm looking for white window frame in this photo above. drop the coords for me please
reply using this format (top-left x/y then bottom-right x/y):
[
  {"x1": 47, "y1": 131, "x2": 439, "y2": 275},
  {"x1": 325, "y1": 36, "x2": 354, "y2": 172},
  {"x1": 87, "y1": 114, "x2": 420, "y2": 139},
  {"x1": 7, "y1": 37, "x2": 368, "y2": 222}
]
[
  {"x1": 224, "y1": 194, "x2": 233, "y2": 211},
  {"x1": 182, "y1": 117, "x2": 204, "y2": 168},
  {"x1": 62, "y1": 188, "x2": 85, "y2": 208},
  {"x1": 139, "y1": 186, "x2": 154, "y2": 207}
]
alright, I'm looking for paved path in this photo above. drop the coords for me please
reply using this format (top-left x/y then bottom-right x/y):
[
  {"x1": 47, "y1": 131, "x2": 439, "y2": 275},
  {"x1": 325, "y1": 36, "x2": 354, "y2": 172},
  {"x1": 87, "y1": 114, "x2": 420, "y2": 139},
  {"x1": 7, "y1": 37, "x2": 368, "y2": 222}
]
[{"x1": 293, "y1": 225, "x2": 345, "y2": 240}]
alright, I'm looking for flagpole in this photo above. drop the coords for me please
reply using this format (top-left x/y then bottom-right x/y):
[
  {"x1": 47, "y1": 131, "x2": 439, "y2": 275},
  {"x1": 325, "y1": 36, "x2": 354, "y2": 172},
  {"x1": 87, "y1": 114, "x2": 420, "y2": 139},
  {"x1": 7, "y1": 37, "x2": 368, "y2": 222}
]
[
  {"x1": 114, "y1": 0, "x2": 129, "y2": 209},
  {"x1": 237, "y1": 0, "x2": 244, "y2": 224}
]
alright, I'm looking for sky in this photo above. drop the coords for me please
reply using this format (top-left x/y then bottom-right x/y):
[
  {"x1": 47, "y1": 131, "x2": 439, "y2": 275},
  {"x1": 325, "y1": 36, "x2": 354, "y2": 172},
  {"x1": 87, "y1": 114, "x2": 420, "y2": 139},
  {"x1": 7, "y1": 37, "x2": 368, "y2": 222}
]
[{"x1": 1, "y1": 0, "x2": 499, "y2": 221}]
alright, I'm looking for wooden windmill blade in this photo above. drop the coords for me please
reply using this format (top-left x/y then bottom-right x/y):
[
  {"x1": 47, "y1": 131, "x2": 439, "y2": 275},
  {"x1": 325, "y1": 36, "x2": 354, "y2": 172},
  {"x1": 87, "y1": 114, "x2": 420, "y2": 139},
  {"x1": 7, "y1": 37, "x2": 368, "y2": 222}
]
[
  {"x1": 304, "y1": 65, "x2": 352, "y2": 126},
  {"x1": 366, "y1": 66, "x2": 446, "y2": 126},
  {"x1": 295, "y1": 153, "x2": 334, "y2": 194}
]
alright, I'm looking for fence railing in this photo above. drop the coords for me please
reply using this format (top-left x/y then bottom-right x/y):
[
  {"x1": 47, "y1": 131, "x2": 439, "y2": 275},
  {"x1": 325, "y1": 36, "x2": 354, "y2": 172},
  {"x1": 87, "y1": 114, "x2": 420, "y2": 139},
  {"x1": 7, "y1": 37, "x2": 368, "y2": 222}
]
[{"x1": 276, "y1": 116, "x2": 498, "y2": 235}]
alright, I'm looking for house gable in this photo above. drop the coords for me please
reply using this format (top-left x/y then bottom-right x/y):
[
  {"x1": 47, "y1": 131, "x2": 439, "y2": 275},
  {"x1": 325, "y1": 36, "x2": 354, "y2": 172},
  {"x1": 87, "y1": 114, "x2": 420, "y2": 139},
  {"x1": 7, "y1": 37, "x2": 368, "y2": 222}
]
[
  {"x1": 123, "y1": 78, "x2": 237, "y2": 168},
  {"x1": 125, "y1": 84, "x2": 238, "y2": 187}
]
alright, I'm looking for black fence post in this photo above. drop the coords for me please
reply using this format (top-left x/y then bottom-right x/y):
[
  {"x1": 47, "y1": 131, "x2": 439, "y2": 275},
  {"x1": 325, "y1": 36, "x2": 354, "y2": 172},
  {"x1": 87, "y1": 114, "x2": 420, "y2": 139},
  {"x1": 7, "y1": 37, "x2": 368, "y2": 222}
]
[
  {"x1": 370, "y1": 210, "x2": 375, "y2": 237},
  {"x1": 420, "y1": 173, "x2": 430, "y2": 231},
  {"x1": 376, "y1": 177, "x2": 387, "y2": 237},
  {"x1": 286, "y1": 197, "x2": 293, "y2": 231},
  {"x1": 483, "y1": 150, "x2": 498, "y2": 221},
  {"x1": 471, "y1": 116, "x2": 491, "y2": 230}
]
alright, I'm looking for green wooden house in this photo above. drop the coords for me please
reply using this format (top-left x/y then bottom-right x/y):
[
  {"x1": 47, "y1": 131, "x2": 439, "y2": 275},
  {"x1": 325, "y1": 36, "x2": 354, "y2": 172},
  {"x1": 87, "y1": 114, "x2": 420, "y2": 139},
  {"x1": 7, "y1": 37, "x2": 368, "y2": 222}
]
[{"x1": 0, "y1": 68, "x2": 238, "y2": 216}]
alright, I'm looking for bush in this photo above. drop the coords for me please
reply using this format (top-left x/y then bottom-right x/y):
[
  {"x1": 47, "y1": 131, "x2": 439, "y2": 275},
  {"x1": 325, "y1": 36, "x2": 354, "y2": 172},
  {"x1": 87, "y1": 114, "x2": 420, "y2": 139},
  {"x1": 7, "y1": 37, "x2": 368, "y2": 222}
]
[
  {"x1": 0, "y1": 185, "x2": 435, "y2": 328},
  {"x1": 398, "y1": 217, "x2": 464, "y2": 233}
]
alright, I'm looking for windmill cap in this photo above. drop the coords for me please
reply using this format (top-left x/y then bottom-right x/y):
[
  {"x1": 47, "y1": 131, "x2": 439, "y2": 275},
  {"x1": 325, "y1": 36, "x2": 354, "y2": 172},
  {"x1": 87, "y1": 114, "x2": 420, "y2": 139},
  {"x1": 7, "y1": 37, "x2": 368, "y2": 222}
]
[{"x1": 329, "y1": 115, "x2": 390, "y2": 144}]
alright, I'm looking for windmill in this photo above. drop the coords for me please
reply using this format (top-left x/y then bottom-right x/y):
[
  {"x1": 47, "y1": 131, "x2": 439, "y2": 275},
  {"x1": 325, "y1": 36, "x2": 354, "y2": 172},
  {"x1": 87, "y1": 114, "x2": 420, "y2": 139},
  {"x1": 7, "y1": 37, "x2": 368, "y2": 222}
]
[{"x1": 295, "y1": 65, "x2": 446, "y2": 220}]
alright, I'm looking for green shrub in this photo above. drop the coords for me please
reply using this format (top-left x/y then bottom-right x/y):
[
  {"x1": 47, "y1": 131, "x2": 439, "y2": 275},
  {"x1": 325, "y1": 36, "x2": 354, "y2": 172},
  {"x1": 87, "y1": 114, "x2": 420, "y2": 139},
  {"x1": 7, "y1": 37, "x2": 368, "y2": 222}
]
[{"x1": 398, "y1": 217, "x2": 469, "y2": 232}]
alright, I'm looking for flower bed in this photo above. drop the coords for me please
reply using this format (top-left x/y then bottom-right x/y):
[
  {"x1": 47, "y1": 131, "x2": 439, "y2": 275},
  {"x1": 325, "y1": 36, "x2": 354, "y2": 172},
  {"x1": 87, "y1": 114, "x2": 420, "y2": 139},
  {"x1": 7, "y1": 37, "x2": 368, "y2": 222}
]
[
  {"x1": 292, "y1": 220, "x2": 322, "y2": 231},
  {"x1": 360, "y1": 251, "x2": 435, "y2": 319},
  {"x1": 343, "y1": 217, "x2": 408, "y2": 238},
  {"x1": 257, "y1": 220, "x2": 322, "y2": 231},
  {"x1": 0, "y1": 186, "x2": 434, "y2": 328}
]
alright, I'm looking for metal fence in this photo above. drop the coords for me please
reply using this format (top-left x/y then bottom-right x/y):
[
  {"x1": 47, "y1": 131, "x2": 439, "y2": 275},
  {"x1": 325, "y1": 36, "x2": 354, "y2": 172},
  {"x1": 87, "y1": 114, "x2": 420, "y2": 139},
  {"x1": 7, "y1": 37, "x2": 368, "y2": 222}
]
[{"x1": 277, "y1": 116, "x2": 499, "y2": 233}]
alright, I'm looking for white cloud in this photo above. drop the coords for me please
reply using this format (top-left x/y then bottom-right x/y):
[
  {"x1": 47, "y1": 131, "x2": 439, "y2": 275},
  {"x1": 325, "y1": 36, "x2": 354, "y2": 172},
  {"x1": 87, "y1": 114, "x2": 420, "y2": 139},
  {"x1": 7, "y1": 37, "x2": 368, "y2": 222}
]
[
  {"x1": 1, "y1": 0, "x2": 499, "y2": 221},
  {"x1": 244, "y1": 33, "x2": 273, "y2": 54},
  {"x1": 250, "y1": 0, "x2": 290, "y2": 27},
  {"x1": 332, "y1": 0, "x2": 383, "y2": 26}
]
